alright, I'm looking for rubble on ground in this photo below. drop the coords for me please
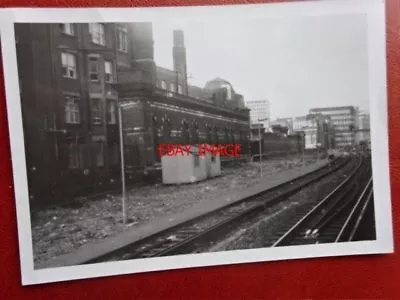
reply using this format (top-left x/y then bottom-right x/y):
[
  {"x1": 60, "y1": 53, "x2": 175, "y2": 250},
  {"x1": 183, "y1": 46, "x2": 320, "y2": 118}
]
[{"x1": 32, "y1": 157, "x2": 322, "y2": 267}]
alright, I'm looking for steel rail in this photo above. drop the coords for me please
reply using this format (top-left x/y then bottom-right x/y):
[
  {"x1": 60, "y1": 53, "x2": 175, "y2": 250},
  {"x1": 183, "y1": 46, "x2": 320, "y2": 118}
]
[
  {"x1": 335, "y1": 177, "x2": 373, "y2": 242},
  {"x1": 348, "y1": 185, "x2": 374, "y2": 241},
  {"x1": 85, "y1": 157, "x2": 352, "y2": 262},
  {"x1": 271, "y1": 157, "x2": 363, "y2": 247},
  {"x1": 143, "y1": 158, "x2": 353, "y2": 258}
]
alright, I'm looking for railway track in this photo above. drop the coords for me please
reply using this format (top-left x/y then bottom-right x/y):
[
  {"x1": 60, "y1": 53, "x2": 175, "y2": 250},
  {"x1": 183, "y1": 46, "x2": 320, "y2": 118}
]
[
  {"x1": 83, "y1": 156, "x2": 353, "y2": 264},
  {"x1": 271, "y1": 157, "x2": 373, "y2": 247}
]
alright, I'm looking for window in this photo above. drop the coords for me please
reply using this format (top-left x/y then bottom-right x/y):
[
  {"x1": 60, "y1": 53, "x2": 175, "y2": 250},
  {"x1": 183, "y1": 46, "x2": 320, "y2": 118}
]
[
  {"x1": 61, "y1": 52, "x2": 77, "y2": 79},
  {"x1": 107, "y1": 100, "x2": 116, "y2": 124},
  {"x1": 178, "y1": 85, "x2": 183, "y2": 94},
  {"x1": 161, "y1": 81, "x2": 167, "y2": 89},
  {"x1": 92, "y1": 99, "x2": 102, "y2": 124},
  {"x1": 170, "y1": 83, "x2": 175, "y2": 92},
  {"x1": 68, "y1": 143, "x2": 81, "y2": 169},
  {"x1": 89, "y1": 23, "x2": 105, "y2": 46},
  {"x1": 95, "y1": 143, "x2": 104, "y2": 167},
  {"x1": 65, "y1": 96, "x2": 80, "y2": 124},
  {"x1": 104, "y1": 60, "x2": 113, "y2": 83},
  {"x1": 88, "y1": 56, "x2": 99, "y2": 81},
  {"x1": 59, "y1": 23, "x2": 74, "y2": 35},
  {"x1": 117, "y1": 25, "x2": 128, "y2": 52}
]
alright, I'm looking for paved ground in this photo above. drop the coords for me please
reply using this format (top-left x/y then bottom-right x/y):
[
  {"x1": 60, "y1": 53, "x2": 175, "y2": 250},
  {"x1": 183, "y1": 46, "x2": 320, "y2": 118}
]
[{"x1": 32, "y1": 156, "x2": 328, "y2": 268}]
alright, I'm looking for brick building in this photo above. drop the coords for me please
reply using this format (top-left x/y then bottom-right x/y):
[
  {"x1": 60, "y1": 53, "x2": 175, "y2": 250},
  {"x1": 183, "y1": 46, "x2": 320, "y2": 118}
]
[{"x1": 15, "y1": 23, "x2": 250, "y2": 205}]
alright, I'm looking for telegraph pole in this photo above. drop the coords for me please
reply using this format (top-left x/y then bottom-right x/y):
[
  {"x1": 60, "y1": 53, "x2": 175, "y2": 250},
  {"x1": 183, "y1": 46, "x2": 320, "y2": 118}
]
[
  {"x1": 258, "y1": 117, "x2": 269, "y2": 177},
  {"x1": 118, "y1": 104, "x2": 127, "y2": 224},
  {"x1": 117, "y1": 101, "x2": 137, "y2": 224}
]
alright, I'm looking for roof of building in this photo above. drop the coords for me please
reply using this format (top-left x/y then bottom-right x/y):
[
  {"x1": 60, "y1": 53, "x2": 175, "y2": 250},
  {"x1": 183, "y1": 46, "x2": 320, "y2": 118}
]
[
  {"x1": 204, "y1": 77, "x2": 236, "y2": 93},
  {"x1": 310, "y1": 106, "x2": 356, "y2": 113}
]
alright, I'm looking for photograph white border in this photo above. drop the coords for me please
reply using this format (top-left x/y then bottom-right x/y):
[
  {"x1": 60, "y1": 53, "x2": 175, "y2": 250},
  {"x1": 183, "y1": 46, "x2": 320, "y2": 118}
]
[{"x1": 0, "y1": 0, "x2": 393, "y2": 286}]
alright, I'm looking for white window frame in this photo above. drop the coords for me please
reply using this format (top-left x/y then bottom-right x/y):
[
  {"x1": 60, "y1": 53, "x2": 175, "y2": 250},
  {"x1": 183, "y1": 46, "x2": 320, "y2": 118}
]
[
  {"x1": 88, "y1": 56, "x2": 99, "y2": 81},
  {"x1": 104, "y1": 60, "x2": 113, "y2": 83},
  {"x1": 61, "y1": 52, "x2": 77, "y2": 79},
  {"x1": 60, "y1": 23, "x2": 75, "y2": 36},
  {"x1": 89, "y1": 23, "x2": 106, "y2": 46},
  {"x1": 170, "y1": 83, "x2": 175, "y2": 93},
  {"x1": 161, "y1": 81, "x2": 167, "y2": 89},
  {"x1": 178, "y1": 85, "x2": 183, "y2": 94},
  {"x1": 65, "y1": 96, "x2": 80, "y2": 124},
  {"x1": 107, "y1": 100, "x2": 117, "y2": 124},
  {"x1": 117, "y1": 25, "x2": 128, "y2": 53},
  {"x1": 92, "y1": 98, "x2": 102, "y2": 124}
]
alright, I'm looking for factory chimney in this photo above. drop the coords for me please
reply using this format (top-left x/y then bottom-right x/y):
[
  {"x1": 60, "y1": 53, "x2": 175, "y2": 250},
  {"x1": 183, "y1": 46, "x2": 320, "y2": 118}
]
[{"x1": 173, "y1": 30, "x2": 188, "y2": 95}]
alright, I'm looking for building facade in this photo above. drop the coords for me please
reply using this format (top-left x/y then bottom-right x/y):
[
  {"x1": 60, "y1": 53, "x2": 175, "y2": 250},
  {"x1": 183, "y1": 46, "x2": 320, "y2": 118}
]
[
  {"x1": 294, "y1": 116, "x2": 318, "y2": 150},
  {"x1": 309, "y1": 106, "x2": 357, "y2": 149},
  {"x1": 357, "y1": 111, "x2": 371, "y2": 147},
  {"x1": 16, "y1": 23, "x2": 250, "y2": 205},
  {"x1": 271, "y1": 117, "x2": 294, "y2": 135},
  {"x1": 293, "y1": 115, "x2": 334, "y2": 150}
]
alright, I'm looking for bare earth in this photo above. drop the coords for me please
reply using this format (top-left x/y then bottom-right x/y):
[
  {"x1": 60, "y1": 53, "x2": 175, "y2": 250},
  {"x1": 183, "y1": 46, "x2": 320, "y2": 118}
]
[{"x1": 31, "y1": 157, "x2": 321, "y2": 266}]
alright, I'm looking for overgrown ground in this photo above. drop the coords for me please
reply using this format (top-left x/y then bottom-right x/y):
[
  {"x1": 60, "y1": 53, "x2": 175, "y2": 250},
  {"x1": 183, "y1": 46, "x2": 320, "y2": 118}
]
[{"x1": 32, "y1": 157, "x2": 324, "y2": 267}]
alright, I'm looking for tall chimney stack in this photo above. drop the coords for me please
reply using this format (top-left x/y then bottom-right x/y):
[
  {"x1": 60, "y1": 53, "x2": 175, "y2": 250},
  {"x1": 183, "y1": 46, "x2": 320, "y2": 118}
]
[
  {"x1": 131, "y1": 22, "x2": 157, "y2": 86},
  {"x1": 173, "y1": 30, "x2": 188, "y2": 95}
]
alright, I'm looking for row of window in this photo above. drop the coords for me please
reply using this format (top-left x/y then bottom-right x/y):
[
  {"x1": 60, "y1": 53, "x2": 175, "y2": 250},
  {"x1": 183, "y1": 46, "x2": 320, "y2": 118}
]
[
  {"x1": 68, "y1": 142, "x2": 119, "y2": 169},
  {"x1": 312, "y1": 109, "x2": 354, "y2": 116},
  {"x1": 330, "y1": 115, "x2": 355, "y2": 120},
  {"x1": 61, "y1": 52, "x2": 114, "y2": 82},
  {"x1": 59, "y1": 23, "x2": 128, "y2": 52},
  {"x1": 335, "y1": 137, "x2": 355, "y2": 142},
  {"x1": 334, "y1": 125, "x2": 356, "y2": 131},
  {"x1": 65, "y1": 96, "x2": 116, "y2": 125},
  {"x1": 332, "y1": 122, "x2": 355, "y2": 128}
]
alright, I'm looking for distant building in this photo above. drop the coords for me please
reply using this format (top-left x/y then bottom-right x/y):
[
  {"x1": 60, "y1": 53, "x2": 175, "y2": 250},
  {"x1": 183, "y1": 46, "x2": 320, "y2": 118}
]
[
  {"x1": 309, "y1": 106, "x2": 358, "y2": 149},
  {"x1": 271, "y1": 124, "x2": 289, "y2": 137},
  {"x1": 357, "y1": 111, "x2": 371, "y2": 147},
  {"x1": 271, "y1": 117, "x2": 294, "y2": 135},
  {"x1": 294, "y1": 116, "x2": 314, "y2": 131},
  {"x1": 250, "y1": 123, "x2": 266, "y2": 141},
  {"x1": 246, "y1": 100, "x2": 270, "y2": 129},
  {"x1": 293, "y1": 116, "x2": 318, "y2": 149},
  {"x1": 156, "y1": 66, "x2": 186, "y2": 95},
  {"x1": 204, "y1": 78, "x2": 246, "y2": 109},
  {"x1": 187, "y1": 85, "x2": 213, "y2": 102}
]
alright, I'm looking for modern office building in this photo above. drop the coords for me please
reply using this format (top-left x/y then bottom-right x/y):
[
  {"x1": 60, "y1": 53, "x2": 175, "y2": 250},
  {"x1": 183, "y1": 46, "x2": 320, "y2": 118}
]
[
  {"x1": 246, "y1": 99, "x2": 270, "y2": 129},
  {"x1": 309, "y1": 106, "x2": 358, "y2": 149},
  {"x1": 357, "y1": 111, "x2": 371, "y2": 147}
]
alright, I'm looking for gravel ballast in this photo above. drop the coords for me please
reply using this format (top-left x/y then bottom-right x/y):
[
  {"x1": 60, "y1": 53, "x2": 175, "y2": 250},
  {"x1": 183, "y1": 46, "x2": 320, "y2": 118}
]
[{"x1": 32, "y1": 157, "x2": 324, "y2": 267}]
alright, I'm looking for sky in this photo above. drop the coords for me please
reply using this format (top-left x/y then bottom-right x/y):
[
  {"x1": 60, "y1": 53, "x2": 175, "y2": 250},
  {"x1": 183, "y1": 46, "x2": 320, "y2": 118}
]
[{"x1": 152, "y1": 13, "x2": 369, "y2": 120}]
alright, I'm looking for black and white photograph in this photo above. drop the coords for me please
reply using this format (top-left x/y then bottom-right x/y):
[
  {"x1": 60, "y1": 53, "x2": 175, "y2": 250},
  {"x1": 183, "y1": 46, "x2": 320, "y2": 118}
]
[{"x1": 0, "y1": 0, "x2": 393, "y2": 285}]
